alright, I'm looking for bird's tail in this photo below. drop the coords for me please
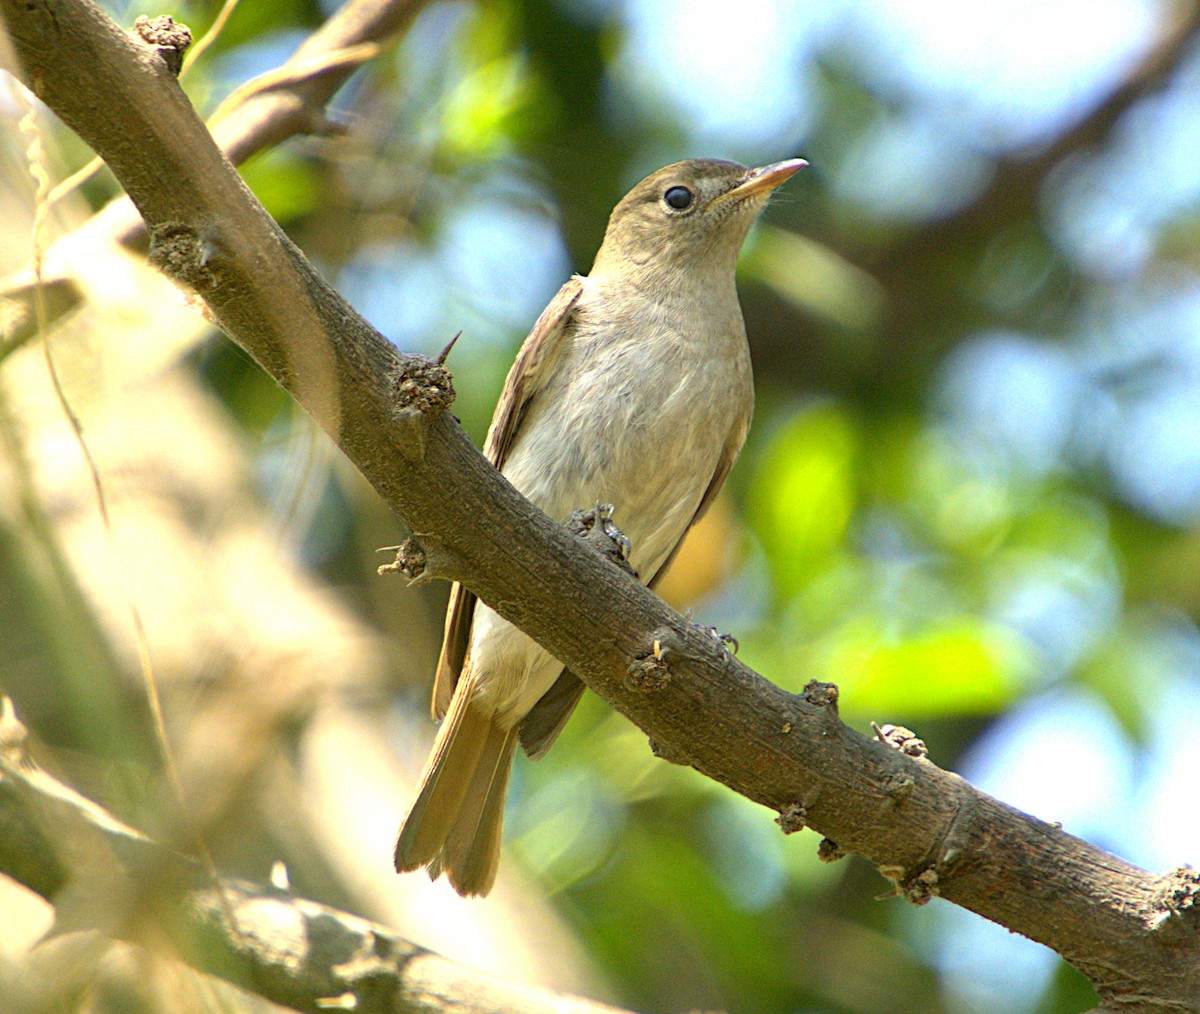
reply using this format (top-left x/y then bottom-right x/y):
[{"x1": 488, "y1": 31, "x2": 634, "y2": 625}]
[{"x1": 394, "y1": 680, "x2": 518, "y2": 897}]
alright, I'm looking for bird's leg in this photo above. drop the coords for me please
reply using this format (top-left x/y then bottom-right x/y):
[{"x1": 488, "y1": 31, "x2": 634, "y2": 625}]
[
  {"x1": 565, "y1": 503, "x2": 636, "y2": 576},
  {"x1": 683, "y1": 609, "x2": 739, "y2": 656}
]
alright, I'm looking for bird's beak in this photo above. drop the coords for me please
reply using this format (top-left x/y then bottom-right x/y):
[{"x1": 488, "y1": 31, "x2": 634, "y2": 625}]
[{"x1": 713, "y1": 158, "x2": 807, "y2": 205}]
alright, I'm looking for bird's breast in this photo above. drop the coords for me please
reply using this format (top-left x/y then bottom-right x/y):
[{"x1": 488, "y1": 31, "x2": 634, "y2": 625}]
[{"x1": 502, "y1": 286, "x2": 752, "y2": 579}]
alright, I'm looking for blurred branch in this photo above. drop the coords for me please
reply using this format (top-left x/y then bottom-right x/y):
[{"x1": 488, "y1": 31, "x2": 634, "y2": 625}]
[
  {"x1": 0, "y1": 275, "x2": 83, "y2": 363},
  {"x1": 0, "y1": 701, "x2": 628, "y2": 1014},
  {"x1": 110, "y1": 0, "x2": 433, "y2": 250},
  {"x1": 0, "y1": 0, "x2": 432, "y2": 358},
  {"x1": 834, "y1": 3, "x2": 1200, "y2": 383},
  {"x1": 922, "y1": 0, "x2": 1200, "y2": 229},
  {"x1": 2, "y1": 1, "x2": 1199, "y2": 1010}
]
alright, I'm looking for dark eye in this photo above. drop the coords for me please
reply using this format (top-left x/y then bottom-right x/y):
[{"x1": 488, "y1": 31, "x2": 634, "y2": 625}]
[{"x1": 663, "y1": 186, "x2": 694, "y2": 210}]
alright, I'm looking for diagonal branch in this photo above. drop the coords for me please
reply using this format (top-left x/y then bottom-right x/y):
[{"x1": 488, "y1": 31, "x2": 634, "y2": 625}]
[
  {"x1": 1, "y1": 1, "x2": 1198, "y2": 1008},
  {"x1": 208, "y1": 0, "x2": 424, "y2": 158}
]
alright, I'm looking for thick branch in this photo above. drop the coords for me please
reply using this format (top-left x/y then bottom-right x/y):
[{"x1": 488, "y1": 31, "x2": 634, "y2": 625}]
[
  {"x1": 2, "y1": 1, "x2": 1198, "y2": 1007},
  {"x1": 0, "y1": 705, "x2": 627, "y2": 1014}
]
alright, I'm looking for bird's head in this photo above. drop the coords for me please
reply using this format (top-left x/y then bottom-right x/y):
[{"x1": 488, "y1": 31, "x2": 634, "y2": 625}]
[{"x1": 590, "y1": 157, "x2": 806, "y2": 287}]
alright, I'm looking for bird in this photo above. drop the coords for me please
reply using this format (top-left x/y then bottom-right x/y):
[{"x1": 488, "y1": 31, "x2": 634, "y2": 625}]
[{"x1": 394, "y1": 156, "x2": 806, "y2": 896}]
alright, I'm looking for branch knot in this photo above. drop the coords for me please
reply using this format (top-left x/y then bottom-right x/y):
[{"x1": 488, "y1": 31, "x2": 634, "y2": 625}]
[
  {"x1": 1149, "y1": 865, "x2": 1200, "y2": 939},
  {"x1": 873, "y1": 722, "x2": 928, "y2": 758},
  {"x1": 905, "y1": 868, "x2": 940, "y2": 906},
  {"x1": 377, "y1": 537, "x2": 428, "y2": 582},
  {"x1": 133, "y1": 15, "x2": 192, "y2": 76},
  {"x1": 817, "y1": 838, "x2": 846, "y2": 863},
  {"x1": 881, "y1": 773, "x2": 916, "y2": 806},
  {"x1": 565, "y1": 503, "x2": 634, "y2": 574},
  {"x1": 775, "y1": 803, "x2": 808, "y2": 835},
  {"x1": 626, "y1": 631, "x2": 673, "y2": 692},
  {"x1": 801, "y1": 679, "x2": 839, "y2": 711},
  {"x1": 876, "y1": 865, "x2": 940, "y2": 906},
  {"x1": 148, "y1": 223, "x2": 222, "y2": 292},
  {"x1": 376, "y1": 535, "x2": 456, "y2": 586},
  {"x1": 392, "y1": 355, "x2": 455, "y2": 416}
]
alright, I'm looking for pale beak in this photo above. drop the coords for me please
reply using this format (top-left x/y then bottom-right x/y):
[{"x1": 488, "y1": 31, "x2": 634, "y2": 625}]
[{"x1": 713, "y1": 158, "x2": 807, "y2": 205}]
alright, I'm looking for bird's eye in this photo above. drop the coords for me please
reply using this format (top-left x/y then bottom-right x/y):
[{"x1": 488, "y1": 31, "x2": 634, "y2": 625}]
[{"x1": 663, "y1": 186, "x2": 694, "y2": 210}]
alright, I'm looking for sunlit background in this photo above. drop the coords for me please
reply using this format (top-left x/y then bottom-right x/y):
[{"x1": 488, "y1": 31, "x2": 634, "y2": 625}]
[{"x1": 2, "y1": 0, "x2": 1199, "y2": 1010}]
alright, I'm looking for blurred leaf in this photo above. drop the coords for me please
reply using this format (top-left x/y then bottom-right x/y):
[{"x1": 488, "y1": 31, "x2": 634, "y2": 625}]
[
  {"x1": 743, "y1": 223, "x2": 886, "y2": 333},
  {"x1": 1007, "y1": 496, "x2": 1111, "y2": 564},
  {"x1": 186, "y1": 0, "x2": 319, "y2": 52},
  {"x1": 904, "y1": 427, "x2": 1014, "y2": 553},
  {"x1": 1076, "y1": 636, "x2": 1150, "y2": 744},
  {"x1": 440, "y1": 2, "x2": 554, "y2": 154},
  {"x1": 826, "y1": 614, "x2": 1030, "y2": 718},
  {"x1": 574, "y1": 819, "x2": 801, "y2": 1012},
  {"x1": 441, "y1": 54, "x2": 546, "y2": 153},
  {"x1": 511, "y1": 766, "x2": 623, "y2": 892},
  {"x1": 1073, "y1": 610, "x2": 1181, "y2": 745},
  {"x1": 240, "y1": 150, "x2": 322, "y2": 223},
  {"x1": 1035, "y1": 955, "x2": 1101, "y2": 1013},
  {"x1": 748, "y1": 402, "x2": 858, "y2": 598}
]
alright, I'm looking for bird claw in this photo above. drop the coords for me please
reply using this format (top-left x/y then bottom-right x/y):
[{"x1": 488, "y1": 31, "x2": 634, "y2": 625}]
[
  {"x1": 710, "y1": 629, "x2": 740, "y2": 655},
  {"x1": 595, "y1": 503, "x2": 633, "y2": 560},
  {"x1": 684, "y1": 611, "x2": 739, "y2": 655},
  {"x1": 565, "y1": 503, "x2": 634, "y2": 573}
]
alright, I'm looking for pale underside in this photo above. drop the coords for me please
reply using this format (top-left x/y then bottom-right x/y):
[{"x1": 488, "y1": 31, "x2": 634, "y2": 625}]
[{"x1": 438, "y1": 269, "x2": 753, "y2": 732}]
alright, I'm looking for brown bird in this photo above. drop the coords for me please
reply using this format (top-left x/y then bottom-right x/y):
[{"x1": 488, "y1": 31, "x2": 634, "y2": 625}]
[{"x1": 394, "y1": 157, "x2": 806, "y2": 895}]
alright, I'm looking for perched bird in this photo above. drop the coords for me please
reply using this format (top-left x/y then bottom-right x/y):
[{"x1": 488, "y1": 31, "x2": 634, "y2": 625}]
[{"x1": 394, "y1": 157, "x2": 806, "y2": 896}]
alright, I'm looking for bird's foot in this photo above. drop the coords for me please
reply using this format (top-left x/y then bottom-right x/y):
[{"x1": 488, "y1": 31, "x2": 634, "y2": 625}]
[
  {"x1": 565, "y1": 503, "x2": 635, "y2": 575},
  {"x1": 684, "y1": 610, "x2": 739, "y2": 655}
]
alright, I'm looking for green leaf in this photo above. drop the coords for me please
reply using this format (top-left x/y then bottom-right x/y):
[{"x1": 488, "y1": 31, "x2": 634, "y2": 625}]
[
  {"x1": 748, "y1": 403, "x2": 858, "y2": 598},
  {"x1": 823, "y1": 614, "x2": 1031, "y2": 718}
]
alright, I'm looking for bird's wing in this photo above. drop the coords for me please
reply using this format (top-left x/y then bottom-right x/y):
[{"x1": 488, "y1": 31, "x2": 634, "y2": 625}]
[
  {"x1": 518, "y1": 410, "x2": 752, "y2": 757},
  {"x1": 517, "y1": 668, "x2": 586, "y2": 759},
  {"x1": 481, "y1": 276, "x2": 585, "y2": 469},
  {"x1": 644, "y1": 409, "x2": 751, "y2": 592},
  {"x1": 432, "y1": 277, "x2": 585, "y2": 720}
]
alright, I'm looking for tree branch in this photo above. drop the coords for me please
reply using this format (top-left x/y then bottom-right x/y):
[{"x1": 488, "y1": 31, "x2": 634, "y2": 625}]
[
  {"x1": 2, "y1": 1, "x2": 1198, "y2": 1008},
  {"x1": 114, "y1": 0, "x2": 434, "y2": 248},
  {"x1": 0, "y1": 702, "x2": 629, "y2": 1014},
  {"x1": 0, "y1": 0, "x2": 434, "y2": 357}
]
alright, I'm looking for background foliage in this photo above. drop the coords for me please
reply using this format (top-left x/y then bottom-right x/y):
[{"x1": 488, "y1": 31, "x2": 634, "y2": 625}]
[{"x1": 2, "y1": 0, "x2": 1199, "y2": 1011}]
